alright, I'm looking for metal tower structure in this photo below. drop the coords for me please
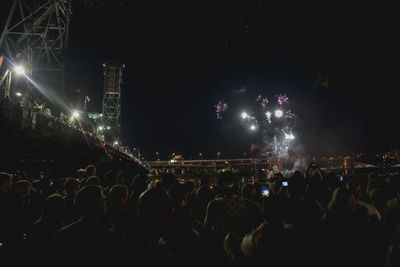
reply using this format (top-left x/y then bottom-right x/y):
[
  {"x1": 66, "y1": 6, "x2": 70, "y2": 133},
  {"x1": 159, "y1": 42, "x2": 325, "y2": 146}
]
[
  {"x1": 0, "y1": 0, "x2": 72, "y2": 101},
  {"x1": 102, "y1": 61, "x2": 124, "y2": 143}
]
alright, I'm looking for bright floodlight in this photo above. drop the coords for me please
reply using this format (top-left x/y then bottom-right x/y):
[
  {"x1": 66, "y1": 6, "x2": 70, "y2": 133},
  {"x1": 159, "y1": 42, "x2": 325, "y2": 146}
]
[
  {"x1": 250, "y1": 124, "x2": 257, "y2": 130},
  {"x1": 16, "y1": 92, "x2": 22, "y2": 97},
  {"x1": 106, "y1": 126, "x2": 110, "y2": 130},
  {"x1": 274, "y1": 109, "x2": 283, "y2": 118},
  {"x1": 114, "y1": 141, "x2": 118, "y2": 145},
  {"x1": 14, "y1": 65, "x2": 25, "y2": 75},
  {"x1": 72, "y1": 110, "x2": 80, "y2": 118},
  {"x1": 241, "y1": 112, "x2": 248, "y2": 119},
  {"x1": 98, "y1": 126, "x2": 103, "y2": 131}
]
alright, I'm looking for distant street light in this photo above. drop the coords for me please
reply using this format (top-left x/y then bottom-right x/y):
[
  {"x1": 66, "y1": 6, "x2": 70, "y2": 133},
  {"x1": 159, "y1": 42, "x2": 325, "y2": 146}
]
[{"x1": 16, "y1": 92, "x2": 22, "y2": 97}]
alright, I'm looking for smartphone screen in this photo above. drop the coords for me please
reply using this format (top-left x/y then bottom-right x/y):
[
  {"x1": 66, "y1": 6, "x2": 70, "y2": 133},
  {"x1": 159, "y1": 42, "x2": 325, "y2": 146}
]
[{"x1": 261, "y1": 185, "x2": 270, "y2": 196}]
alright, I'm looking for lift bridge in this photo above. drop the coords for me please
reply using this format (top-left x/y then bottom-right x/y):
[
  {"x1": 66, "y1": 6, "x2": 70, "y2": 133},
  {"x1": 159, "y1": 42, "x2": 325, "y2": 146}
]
[
  {"x1": 147, "y1": 155, "x2": 359, "y2": 179},
  {"x1": 148, "y1": 157, "x2": 299, "y2": 176},
  {"x1": 0, "y1": 0, "x2": 149, "y2": 175}
]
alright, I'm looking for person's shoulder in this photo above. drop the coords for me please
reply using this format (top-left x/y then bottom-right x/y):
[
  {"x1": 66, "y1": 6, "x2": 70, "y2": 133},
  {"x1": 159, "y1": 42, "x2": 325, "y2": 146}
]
[
  {"x1": 29, "y1": 219, "x2": 45, "y2": 237},
  {"x1": 31, "y1": 218, "x2": 44, "y2": 230},
  {"x1": 54, "y1": 220, "x2": 81, "y2": 240},
  {"x1": 357, "y1": 200, "x2": 376, "y2": 212},
  {"x1": 245, "y1": 197, "x2": 261, "y2": 206},
  {"x1": 210, "y1": 195, "x2": 224, "y2": 203},
  {"x1": 386, "y1": 197, "x2": 400, "y2": 209},
  {"x1": 206, "y1": 196, "x2": 224, "y2": 210}
]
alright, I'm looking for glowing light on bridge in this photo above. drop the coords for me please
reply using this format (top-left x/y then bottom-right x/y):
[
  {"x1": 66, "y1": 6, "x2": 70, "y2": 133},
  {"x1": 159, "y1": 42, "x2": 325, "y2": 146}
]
[
  {"x1": 14, "y1": 65, "x2": 25, "y2": 75},
  {"x1": 72, "y1": 110, "x2": 80, "y2": 119}
]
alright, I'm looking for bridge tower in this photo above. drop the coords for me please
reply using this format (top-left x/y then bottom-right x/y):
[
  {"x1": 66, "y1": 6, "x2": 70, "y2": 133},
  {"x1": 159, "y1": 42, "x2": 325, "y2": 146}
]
[
  {"x1": 0, "y1": 0, "x2": 72, "y2": 101},
  {"x1": 102, "y1": 61, "x2": 124, "y2": 143}
]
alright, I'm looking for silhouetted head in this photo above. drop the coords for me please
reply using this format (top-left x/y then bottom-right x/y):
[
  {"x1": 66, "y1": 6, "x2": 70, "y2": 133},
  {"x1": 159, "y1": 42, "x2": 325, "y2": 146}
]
[
  {"x1": 109, "y1": 184, "x2": 128, "y2": 209},
  {"x1": 131, "y1": 173, "x2": 149, "y2": 195},
  {"x1": 0, "y1": 172, "x2": 13, "y2": 194},
  {"x1": 241, "y1": 183, "x2": 256, "y2": 200},
  {"x1": 14, "y1": 180, "x2": 32, "y2": 197},
  {"x1": 40, "y1": 193, "x2": 65, "y2": 222},
  {"x1": 183, "y1": 180, "x2": 195, "y2": 194},
  {"x1": 200, "y1": 175, "x2": 211, "y2": 186},
  {"x1": 104, "y1": 170, "x2": 117, "y2": 187},
  {"x1": 86, "y1": 176, "x2": 100, "y2": 186},
  {"x1": 137, "y1": 188, "x2": 173, "y2": 231},
  {"x1": 168, "y1": 182, "x2": 188, "y2": 208},
  {"x1": 159, "y1": 173, "x2": 177, "y2": 192},
  {"x1": 85, "y1": 164, "x2": 96, "y2": 177},
  {"x1": 288, "y1": 172, "x2": 306, "y2": 198},
  {"x1": 75, "y1": 185, "x2": 106, "y2": 221},
  {"x1": 217, "y1": 171, "x2": 238, "y2": 197},
  {"x1": 65, "y1": 177, "x2": 80, "y2": 196}
]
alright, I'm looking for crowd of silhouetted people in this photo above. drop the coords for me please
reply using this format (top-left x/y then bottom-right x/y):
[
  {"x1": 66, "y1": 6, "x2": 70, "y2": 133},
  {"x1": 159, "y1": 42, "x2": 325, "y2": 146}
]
[{"x1": 1, "y1": 163, "x2": 400, "y2": 266}]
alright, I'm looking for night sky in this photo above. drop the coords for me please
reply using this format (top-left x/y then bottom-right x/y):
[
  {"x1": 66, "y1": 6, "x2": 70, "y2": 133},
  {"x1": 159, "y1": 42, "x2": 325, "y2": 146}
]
[{"x1": 2, "y1": 1, "x2": 399, "y2": 160}]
